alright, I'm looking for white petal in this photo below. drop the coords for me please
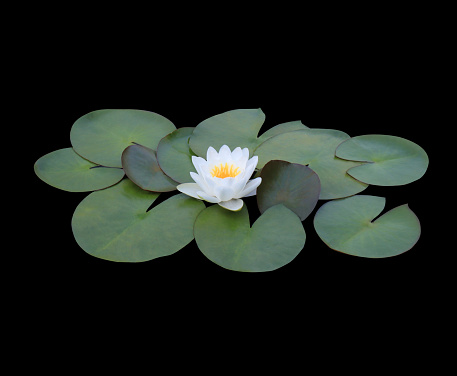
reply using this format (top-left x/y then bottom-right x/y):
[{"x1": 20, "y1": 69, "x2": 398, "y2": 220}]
[
  {"x1": 199, "y1": 163, "x2": 215, "y2": 180},
  {"x1": 230, "y1": 175, "x2": 248, "y2": 196},
  {"x1": 192, "y1": 157, "x2": 213, "y2": 192},
  {"x1": 200, "y1": 174, "x2": 216, "y2": 196},
  {"x1": 241, "y1": 157, "x2": 257, "y2": 182},
  {"x1": 197, "y1": 191, "x2": 221, "y2": 203},
  {"x1": 206, "y1": 146, "x2": 218, "y2": 163},
  {"x1": 216, "y1": 176, "x2": 237, "y2": 186},
  {"x1": 219, "y1": 145, "x2": 231, "y2": 160},
  {"x1": 177, "y1": 183, "x2": 202, "y2": 200},
  {"x1": 213, "y1": 184, "x2": 235, "y2": 202},
  {"x1": 231, "y1": 147, "x2": 242, "y2": 160},
  {"x1": 218, "y1": 198, "x2": 244, "y2": 211},
  {"x1": 236, "y1": 177, "x2": 262, "y2": 198},
  {"x1": 233, "y1": 165, "x2": 254, "y2": 192},
  {"x1": 190, "y1": 172, "x2": 210, "y2": 192},
  {"x1": 238, "y1": 148, "x2": 250, "y2": 167},
  {"x1": 247, "y1": 155, "x2": 259, "y2": 170},
  {"x1": 191, "y1": 156, "x2": 208, "y2": 174},
  {"x1": 243, "y1": 189, "x2": 257, "y2": 197}
]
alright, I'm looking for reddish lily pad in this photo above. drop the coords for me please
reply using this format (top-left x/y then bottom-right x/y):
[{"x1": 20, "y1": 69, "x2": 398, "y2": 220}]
[
  {"x1": 122, "y1": 144, "x2": 177, "y2": 192},
  {"x1": 257, "y1": 160, "x2": 320, "y2": 221}
]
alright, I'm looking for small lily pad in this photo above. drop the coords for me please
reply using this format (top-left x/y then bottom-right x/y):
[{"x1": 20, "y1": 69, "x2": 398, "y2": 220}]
[
  {"x1": 71, "y1": 179, "x2": 205, "y2": 262},
  {"x1": 156, "y1": 127, "x2": 197, "y2": 183},
  {"x1": 335, "y1": 135, "x2": 429, "y2": 186},
  {"x1": 257, "y1": 160, "x2": 320, "y2": 221},
  {"x1": 194, "y1": 204, "x2": 306, "y2": 272},
  {"x1": 255, "y1": 129, "x2": 368, "y2": 199},
  {"x1": 34, "y1": 148, "x2": 124, "y2": 192},
  {"x1": 70, "y1": 109, "x2": 176, "y2": 168},
  {"x1": 122, "y1": 144, "x2": 177, "y2": 192},
  {"x1": 189, "y1": 109, "x2": 308, "y2": 158},
  {"x1": 313, "y1": 195, "x2": 421, "y2": 258}
]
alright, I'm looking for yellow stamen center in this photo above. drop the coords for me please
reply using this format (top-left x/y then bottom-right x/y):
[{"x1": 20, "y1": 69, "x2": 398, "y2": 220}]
[{"x1": 210, "y1": 163, "x2": 241, "y2": 179}]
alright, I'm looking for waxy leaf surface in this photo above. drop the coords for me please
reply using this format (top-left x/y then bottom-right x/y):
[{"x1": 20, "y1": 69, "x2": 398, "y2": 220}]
[
  {"x1": 335, "y1": 135, "x2": 429, "y2": 186},
  {"x1": 72, "y1": 179, "x2": 205, "y2": 262},
  {"x1": 257, "y1": 160, "x2": 320, "y2": 221},
  {"x1": 194, "y1": 204, "x2": 306, "y2": 272},
  {"x1": 313, "y1": 195, "x2": 421, "y2": 258},
  {"x1": 156, "y1": 127, "x2": 197, "y2": 183},
  {"x1": 122, "y1": 144, "x2": 177, "y2": 192},
  {"x1": 257, "y1": 120, "x2": 309, "y2": 142},
  {"x1": 189, "y1": 108, "x2": 307, "y2": 158},
  {"x1": 34, "y1": 148, "x2": 124, "y2": 192},
  {"x1": 255, "y1": 129, "x2": 368, "y2": 199},
  {"x1": 70, "y1": 109, "x2": 176, "y2": 167}
]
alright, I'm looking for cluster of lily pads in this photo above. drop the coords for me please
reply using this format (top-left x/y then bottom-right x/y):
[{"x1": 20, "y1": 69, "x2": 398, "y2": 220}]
[{"x1": 34, "y1": 109, "x2": 429, "y2": 272}]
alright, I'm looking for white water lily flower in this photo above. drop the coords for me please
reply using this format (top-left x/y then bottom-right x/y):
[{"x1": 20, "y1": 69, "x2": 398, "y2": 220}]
[{"x1": 177, "y1": 145, "x2": 262, "y2": 211}]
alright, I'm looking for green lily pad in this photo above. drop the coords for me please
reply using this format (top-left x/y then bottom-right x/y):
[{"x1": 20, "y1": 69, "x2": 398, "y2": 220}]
[
  {"x1": 257, "y1": 160, "x2": 320, "y2": 221},
  {"x1": 122, "y1": 144, "x2": 177, "y2": 192},
  {"x1": 189, "y1": 109, "x2": 308, "y2": 158},
  {"x1": 335, "y1": 135, "x2": 429, "y2": 186},
  {"x1": 70, "y1": 109, "x2": 176, "y2": 168},
  {"x1": 34, "y1": 148, "x2": 124, "y2": 192},
  {"x1": 255, "y1": 129, "x2": 368, "y2": 200},
  {"x1": 257, "y1": 120, "x2": 309, "y2": 143},
  {"x1": 156, "y1": 127, "x2": 197, "y2": 183},
  {"x1": 313, "y1": 195, "x2": 421, "y2": 258},
  {"x1": 72, "y1": 179, "x2": 205, "y2": 262},
  {"x1": 194, "y1": 204, "x2": 306, "y2": 272}
]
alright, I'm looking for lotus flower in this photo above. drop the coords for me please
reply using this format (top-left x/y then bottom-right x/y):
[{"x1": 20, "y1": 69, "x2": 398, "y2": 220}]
[{"x1": 177, "y1": 145, "x2": 262, "y2": 211}]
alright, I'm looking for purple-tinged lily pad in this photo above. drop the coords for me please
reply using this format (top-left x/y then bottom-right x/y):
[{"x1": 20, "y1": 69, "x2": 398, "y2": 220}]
[
  {"x1": 257, "y1": 160, "x2": 320, "y2": 221},
  {"x1": 122, "y1": 144, "x2": 177, "y2": 192}
]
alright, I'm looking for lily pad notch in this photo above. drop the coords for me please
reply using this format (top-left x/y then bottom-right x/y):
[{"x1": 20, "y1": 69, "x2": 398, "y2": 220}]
[
  {"x1": 313, "y1": 195, "x2": 421, "y2": 258},
  {"x1": 335, "y1": 134, "x2": 429, "y2": 186},
  {"x1": 194, "y1": 204, "x2": 306, "y2": 272}
]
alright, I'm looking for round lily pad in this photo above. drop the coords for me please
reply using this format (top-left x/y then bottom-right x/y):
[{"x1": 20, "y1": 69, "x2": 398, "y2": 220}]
[
  {"x1": 257, "y1": 120, "x2": 309, "y2": 143},
  {"x1": 257, "y1": 160, "x2": 320, "y2": 221},
  {"x1": 121, "y1": 144, "x2": 177, "y2": 192},
  {"x1": 156, "y1": 127, "x2": 197, "y2": 183},
  {"x1": 335, "y1": 135, "x2": 429, "y2": 186},
  {"x1": 194, "y1": 204, "x2": 306, "y2": 272},
  {"x1": 255, "y1": 129, "x2": 368, "y2": 200},
  {"x1": 34, "y1": 148, "x2": 124, "y2": 192},
  {"x1": 72, "y1": 179, "x2": 205, "y2": 262},
  {"x1": 189, "y1": 109, "x2": 308, "y2": 158},
  {"x1": 70, "y1": 109, "x2": 176, "y2": 168},
  {"x1": 313, "y1": 195, "x2": 421, "y2": 258}
]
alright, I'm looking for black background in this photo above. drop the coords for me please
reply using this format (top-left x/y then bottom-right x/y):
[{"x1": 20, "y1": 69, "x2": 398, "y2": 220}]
[{"x1": 27, "y1": 15, "x2": 440, "y2": 309}]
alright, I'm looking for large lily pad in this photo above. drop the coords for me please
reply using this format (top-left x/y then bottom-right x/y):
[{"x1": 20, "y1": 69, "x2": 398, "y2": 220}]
[
  {"x1": 122, "y1": 144, "x2": 177, "y2": 192},
  {"x1": 34, "y1": 148, "x2": 124, "y2": 192},
  {"x1": 72, "y1": 179, "x2": 205, "y2": 262},
  {"x1": 194, "y1": 204, "x2": 306, "y2": 272},
  {"x1": 257, "y1": 160, "x2": 320, "y2": 221},
  {"x1": 255, "y1": 129, "x2": 368, "y2": 200},
  {"x1": 156, "y1": 127, "x2": 197, "y2": 183},
  {"x1": 189, "y1": 109, "x2": 307, "y2": 158},
  {"x1": 335, "y1": 135, "x2": 429, "y2": 186},
  {"x1": 70, "y1": 109, "x2": 176, "y2": 168},
  {"x1": 313, "y1": 195, "x2": 421, "y2": 258},
  {"x1": 257, "y1": 120, "x2": 309, "y2": 143}
]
